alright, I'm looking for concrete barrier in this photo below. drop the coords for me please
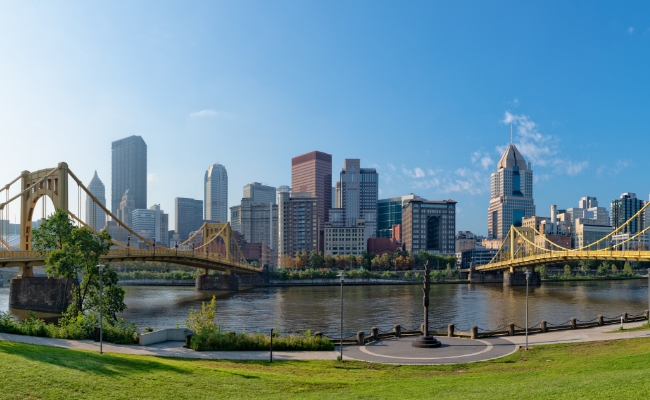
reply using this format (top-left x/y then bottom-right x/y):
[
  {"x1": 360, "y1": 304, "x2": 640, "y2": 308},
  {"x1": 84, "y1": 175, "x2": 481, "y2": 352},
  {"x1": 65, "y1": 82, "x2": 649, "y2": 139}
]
[{"x1": 139, "y1": 328, "x2": 193, "y2": 346}]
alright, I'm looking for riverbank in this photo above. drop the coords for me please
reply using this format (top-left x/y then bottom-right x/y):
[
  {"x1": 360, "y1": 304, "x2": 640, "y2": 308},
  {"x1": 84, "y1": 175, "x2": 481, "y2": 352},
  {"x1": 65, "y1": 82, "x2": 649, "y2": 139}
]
[{"x1": 1, "y1": 336, "x2": 650, "y2": 398}]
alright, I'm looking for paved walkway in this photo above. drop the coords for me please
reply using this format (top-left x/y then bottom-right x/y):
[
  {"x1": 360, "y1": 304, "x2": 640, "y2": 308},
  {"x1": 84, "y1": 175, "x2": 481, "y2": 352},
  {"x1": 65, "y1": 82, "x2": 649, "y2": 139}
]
[{"x1": 1, "y1": 321, "x2": 649, "y2": 365}]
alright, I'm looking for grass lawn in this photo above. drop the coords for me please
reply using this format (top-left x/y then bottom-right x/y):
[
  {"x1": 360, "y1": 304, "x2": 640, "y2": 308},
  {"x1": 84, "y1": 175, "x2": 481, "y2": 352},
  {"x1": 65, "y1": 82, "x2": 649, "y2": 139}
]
[{"x1": 1, "y1": 339, "x2": 650, "y2": 399}]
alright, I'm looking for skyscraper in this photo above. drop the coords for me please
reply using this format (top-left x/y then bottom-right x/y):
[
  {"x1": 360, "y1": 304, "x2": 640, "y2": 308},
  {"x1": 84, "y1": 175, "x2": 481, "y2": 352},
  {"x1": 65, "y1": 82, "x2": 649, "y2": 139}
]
[
  {"x1": 111, "y1": 135, "x2": 147, "y2": 215},
  {"x1": 116, "y1": 190, "x2": 135, "y2": 228},
  {"x1": 336, "y1": 159, "x2": 378, "y2": 240},
  {"x1": 402, "y1": 198, "x2": 457, "y2": 255},
  {"x1": 85, "y1": 171, "x2": 107, "y2": 232},
  {"x1": 175, "y1": 197, "x2": 204, "y2": 241},
  {"x1": 487, "y1": 144, "x2": 535, "y2": 239},
  {"x1": 377, "y1": 194, "x2": 422, "y2": 238},
  {"x1": 243, "y1": 182, "x2": 276, "y2": 205},
  {"x1": 230, "y1": 198, "x2": 278, "y2": 249},
  {"x1": 204, "y1": 163, "x2": 228, "y2": 222},
  {"x1": 291, "y1": 151, "x2": 332, "y2": 251},
  {"x1": 149, "y1": 204, "x2": 169, "y2": 246},
  {"x1": 611, "y1": 193, "x2": 644, "y2": 233}
]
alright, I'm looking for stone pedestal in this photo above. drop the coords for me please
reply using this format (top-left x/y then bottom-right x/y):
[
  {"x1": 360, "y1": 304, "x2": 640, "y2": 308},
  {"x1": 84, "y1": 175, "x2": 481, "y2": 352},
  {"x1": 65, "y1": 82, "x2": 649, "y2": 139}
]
[
  {"x1": 503, "y1": 271, "x2": 541, "y2": 286},
  {"x1": 195, "y1": 274, "x2": 239, "y2": 291},
  {"x1": 9, "y1": 277, "x2": 72, "y2": 313}
]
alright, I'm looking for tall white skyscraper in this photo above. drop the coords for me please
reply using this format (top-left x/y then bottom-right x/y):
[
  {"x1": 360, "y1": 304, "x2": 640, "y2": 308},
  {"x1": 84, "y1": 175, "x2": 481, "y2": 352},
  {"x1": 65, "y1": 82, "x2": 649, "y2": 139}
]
[
  {"x1": 336, "y1": 159, "x2": 378, "y2": 240},
  {"x1": 487, "y1": 144, "x2": 535, "y2": 239},
  {"x1": 243, "y1": 182, "x2": 276, "y2": 205},
  {"x1": 85, "y1": 171, "x2": 107, "y2": 232},
  {"x1": 204, "y1": 163, "x2": 228, "y2": 222}
]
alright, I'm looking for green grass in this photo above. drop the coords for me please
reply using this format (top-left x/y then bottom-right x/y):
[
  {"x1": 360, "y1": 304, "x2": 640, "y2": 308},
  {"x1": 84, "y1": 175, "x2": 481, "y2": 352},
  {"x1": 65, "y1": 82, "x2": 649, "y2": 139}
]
[
  {"x1": 1, "y1": 338, "x2": 650, "y2": 399},
  {"x1": 606, "y1": 323, "x2": 650, "y2": 333}
]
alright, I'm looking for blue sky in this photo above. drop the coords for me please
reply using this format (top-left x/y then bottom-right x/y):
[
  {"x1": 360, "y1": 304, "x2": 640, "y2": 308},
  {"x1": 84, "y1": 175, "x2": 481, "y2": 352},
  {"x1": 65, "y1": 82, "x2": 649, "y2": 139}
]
[{"x1": 1, "y1": 1, "x2": 649, "y2": 235}]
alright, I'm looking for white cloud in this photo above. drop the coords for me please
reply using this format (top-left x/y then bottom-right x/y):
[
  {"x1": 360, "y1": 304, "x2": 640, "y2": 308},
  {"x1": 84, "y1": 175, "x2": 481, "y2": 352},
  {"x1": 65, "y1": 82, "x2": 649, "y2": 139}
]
[
  {"x1": 500, "y1": 111, "x2": 587, "y2": 176},
  {"x1": 387, "y1": 163, "x2": 396, "y2": 172},
  {"x1": 598, "y1": 160, "x2": 630, "y2": 177},
  {"x1": 189, "y1": 109, "x2": 228, "y2": 118},
  {"x1": 471, "y1": 150, "x2": 494, "y2": 170},
  {"x1": 413, "y1": 178, "x2": 440, "y2": 189},
  {"x1": 553, "y1": 160, "x2": 589, "y2": 176},
  {"x1": 628, "y1": 27, "x2": 634, "y2": 34},
  {"x1": 403, "y1": 167, "x2": 426, "y2": 178},
  {"x1": 147, "y1": 173, "x2": 159, "y2": 183}
]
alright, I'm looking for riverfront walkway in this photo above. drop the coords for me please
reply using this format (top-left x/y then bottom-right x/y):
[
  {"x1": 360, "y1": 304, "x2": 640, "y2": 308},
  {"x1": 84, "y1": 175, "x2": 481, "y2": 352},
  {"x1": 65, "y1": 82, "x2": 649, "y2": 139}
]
[{"x1": 2, "y1": 321, "x2": 650, "y2": 364}]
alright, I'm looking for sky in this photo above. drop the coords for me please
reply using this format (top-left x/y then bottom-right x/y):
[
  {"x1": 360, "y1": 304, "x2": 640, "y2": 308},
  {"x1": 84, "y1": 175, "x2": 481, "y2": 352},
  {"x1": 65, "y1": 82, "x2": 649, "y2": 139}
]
[{"x1": 1, "y1": 1, "x2": 649, "y2": 235}]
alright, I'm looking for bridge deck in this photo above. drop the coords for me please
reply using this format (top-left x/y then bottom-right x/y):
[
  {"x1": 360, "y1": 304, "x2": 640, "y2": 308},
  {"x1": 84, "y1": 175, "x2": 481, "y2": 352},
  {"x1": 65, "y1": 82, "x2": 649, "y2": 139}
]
[
  {"x1": 0, "y1": 249, "x2": 261, "y2": 274},
  {"x1": 477, "y1": 250, "x2": 650, "y2": 271}
]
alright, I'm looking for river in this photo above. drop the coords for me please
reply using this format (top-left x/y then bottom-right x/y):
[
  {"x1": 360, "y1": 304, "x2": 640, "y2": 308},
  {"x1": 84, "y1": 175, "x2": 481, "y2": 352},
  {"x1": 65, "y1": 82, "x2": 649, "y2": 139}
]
[{"x1": 1, "y1": 279, "x2": 648, "y2": 336}]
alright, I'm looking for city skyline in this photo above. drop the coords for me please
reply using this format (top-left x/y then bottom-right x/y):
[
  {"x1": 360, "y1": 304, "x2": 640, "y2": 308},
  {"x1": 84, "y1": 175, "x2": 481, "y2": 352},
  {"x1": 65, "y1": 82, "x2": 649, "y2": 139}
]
[{"x1": 2, "y1": 2, "x2": 650, "y2": 234}]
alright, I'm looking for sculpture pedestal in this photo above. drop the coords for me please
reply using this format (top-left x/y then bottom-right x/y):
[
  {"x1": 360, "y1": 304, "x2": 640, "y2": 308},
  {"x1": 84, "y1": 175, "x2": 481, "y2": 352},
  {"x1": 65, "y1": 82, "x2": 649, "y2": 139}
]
[{"x1": 411, "y1": 335, "x2": 441, "y2": 348}]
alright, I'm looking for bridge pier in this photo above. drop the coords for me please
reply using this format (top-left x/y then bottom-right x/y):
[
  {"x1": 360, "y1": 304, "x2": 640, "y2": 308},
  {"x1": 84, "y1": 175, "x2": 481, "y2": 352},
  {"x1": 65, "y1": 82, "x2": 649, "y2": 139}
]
[
  {"x1": 503, "y1": 271, "x2": 541, "y2": 286},
  {"x1": 195, "y1": 274, "x2": 239, "y2": 291},
  {"x1": 9, "y1": 277, "x2": 73, "y2": 313},
  {"x1": 468, "y1": 271, "x2": 503, "y2": 284}
]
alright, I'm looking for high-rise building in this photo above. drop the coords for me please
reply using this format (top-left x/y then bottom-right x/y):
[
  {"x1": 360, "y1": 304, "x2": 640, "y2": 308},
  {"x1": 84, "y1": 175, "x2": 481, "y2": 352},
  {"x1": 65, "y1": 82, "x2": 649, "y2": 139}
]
[
  {"x1": 611, "y1": 193, "x2": 645, "y2": 233},
  {"x1": 85, "y1": 171, "x2": 107, "y2": 232},
  {"x1": 175, "y1": 197, "x2": 204, "y2": 241},
  {"x1": 149, "y1": 204, "x2": 169, "y2": 246},
  {"x1": 487, "y1": 144, "x2": 535, "y2": 239},
  {"x1": 116, "y1": 189, "x2": 135, "y2": 228},
  {"x1": 204, "y1": 163, "x2": 228, "y2": 222},
  {"x1": 131, "y1": 209, "x2": 155, "y2": 243},
  {"x1": 291, "y1": 151, "x2": 332, "y2": 251},
  {"x1": 324, "y1": 219, "x2": 366, "y2": 256},
  {"x1": 377, "y1": 194, "x2": 422, "y2": 238},
  {"x1": 243, "y1": 182, "x2": 276, "y2": 205},
  {"x1": 565, "y1": 196, "x2": 610, "y2": 227},
  {"x1": 278, "y1": 191, "x2": 319, "y2": 262},
  {"x1": 230, "y1": 198, "x2": 278, "y2": 250},
  {"x1": 111, "y1": 135, "x2": 147, "y2": 215},
  {"x1": 335, "y1": 159, "x2": 379, "y2": 241},
  {"x1": 402, "y1": 198, "x2": 457, "y2": 255}
]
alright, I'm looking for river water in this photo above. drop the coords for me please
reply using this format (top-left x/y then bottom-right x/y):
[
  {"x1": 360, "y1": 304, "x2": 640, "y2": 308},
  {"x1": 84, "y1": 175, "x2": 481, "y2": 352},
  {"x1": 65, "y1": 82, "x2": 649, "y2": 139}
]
[{"x1": 1, "y1": 280, "x2": 647, "y2": 336}]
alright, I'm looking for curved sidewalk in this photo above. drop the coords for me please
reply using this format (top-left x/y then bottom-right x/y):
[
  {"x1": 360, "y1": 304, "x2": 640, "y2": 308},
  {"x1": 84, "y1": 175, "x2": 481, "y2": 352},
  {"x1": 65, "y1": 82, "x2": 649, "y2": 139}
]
[{"x1": 1, "y1": 320, "x2": 649, "y2": 364}]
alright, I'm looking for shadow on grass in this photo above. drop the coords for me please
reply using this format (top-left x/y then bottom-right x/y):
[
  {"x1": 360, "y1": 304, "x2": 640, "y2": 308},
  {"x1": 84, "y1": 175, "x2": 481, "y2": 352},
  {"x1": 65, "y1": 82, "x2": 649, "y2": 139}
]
[{"x1": 0, "y1": 341, "x2": 189, "y2": 377}]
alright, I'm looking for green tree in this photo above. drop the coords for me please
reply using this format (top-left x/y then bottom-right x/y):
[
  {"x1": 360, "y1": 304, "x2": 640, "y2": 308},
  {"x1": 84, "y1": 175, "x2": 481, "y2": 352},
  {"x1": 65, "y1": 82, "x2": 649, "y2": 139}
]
[
  {"x1": 597, "y1": 262, "x2": 609, "y2": 276},
  {"x1": 611, "y1": 264, "x2": 619, "y2": 275},
  {"x1": 324, "y1": 254, "x2": 335, "y2": 269},
  {"x1": 564, "y1": 264, "x2": 572, "y2": 276},
  {"x1": 538, "y1": 265, "x2": 547, "y2": 277},
  {"x1": 309, "y1": 251, "x2": 325, "y2": 269},
  {"x1": 622, "y1": 262, "x2": 635, "y2": 276},
  {"x1": 32, "y1": 209, "x2": 125, "y2": 321}
]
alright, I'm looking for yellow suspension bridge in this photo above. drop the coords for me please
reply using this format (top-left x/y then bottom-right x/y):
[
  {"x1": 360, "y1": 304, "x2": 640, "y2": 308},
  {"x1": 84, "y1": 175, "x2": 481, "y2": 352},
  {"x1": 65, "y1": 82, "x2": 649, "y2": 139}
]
[
  {"x1": 0, "y1": 163, "x2": 261, "y2": 277},
  {"x1": 476, "y1": 203, "x2": 650, "y2": 273}
]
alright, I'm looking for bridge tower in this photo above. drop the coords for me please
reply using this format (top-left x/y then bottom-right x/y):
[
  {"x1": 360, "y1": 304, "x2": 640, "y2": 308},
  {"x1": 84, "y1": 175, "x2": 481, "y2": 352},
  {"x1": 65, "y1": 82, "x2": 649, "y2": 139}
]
[{"x1": 18, "y1": 163, "x2": 69, "y2": 277}]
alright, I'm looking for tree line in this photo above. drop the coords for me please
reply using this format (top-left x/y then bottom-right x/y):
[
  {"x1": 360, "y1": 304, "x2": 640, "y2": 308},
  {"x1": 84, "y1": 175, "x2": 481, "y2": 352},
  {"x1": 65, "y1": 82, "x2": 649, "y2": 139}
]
[{"x1": 279, "y1": 249, "x2": 457, "y2": 271}]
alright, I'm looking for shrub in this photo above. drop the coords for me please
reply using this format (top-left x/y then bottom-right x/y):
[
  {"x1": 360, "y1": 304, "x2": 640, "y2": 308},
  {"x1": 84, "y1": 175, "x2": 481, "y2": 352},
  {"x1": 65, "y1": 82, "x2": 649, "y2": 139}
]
[
  {"x1": 186, "y1": 296, "x2": 217, "y2": 335},
  {"x1": 190, "y1": 330, "x2": 334, "y2": 351}
]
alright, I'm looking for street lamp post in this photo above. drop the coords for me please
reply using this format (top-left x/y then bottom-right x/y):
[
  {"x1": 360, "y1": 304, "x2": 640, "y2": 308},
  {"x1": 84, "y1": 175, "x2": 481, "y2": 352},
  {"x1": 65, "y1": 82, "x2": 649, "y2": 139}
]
[
  {"x1": 153, "y1": 240, "x2": 156, "y2": 256},
  {"x1": 337, "y1": 273, "x2": 347, "y2": 362},
  {"x1": 127, "y1": 235, "x2": 130, "y2": 255},
  {"x1": 97, "y1": 263, "x2": 105, "y2": 354},
  {"x1": 524, "y1": 269, "x2": 532, "y2": 350}
]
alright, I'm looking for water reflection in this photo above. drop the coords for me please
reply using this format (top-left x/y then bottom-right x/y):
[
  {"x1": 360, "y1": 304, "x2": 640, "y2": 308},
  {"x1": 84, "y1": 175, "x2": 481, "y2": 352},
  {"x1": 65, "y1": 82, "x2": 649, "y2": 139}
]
[{"x1": 0, "y1": 281, "x2": 647, "y2": 336}]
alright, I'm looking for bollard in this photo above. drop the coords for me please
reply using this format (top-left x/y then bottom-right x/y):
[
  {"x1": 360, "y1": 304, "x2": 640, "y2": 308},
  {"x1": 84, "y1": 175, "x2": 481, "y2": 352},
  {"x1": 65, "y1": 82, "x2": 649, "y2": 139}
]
[
  {"x1": 508, "y1": 323, "x2": 515, "y2": 336},
  {"x1": 393, "y1": 324, "x2": 401, "y2": 338},
  {"x1": 623, "y1": 312, "x2": 628, "y2": 323},
  {"x1": 356, "y1": 331, "x2": 365, "y2": 346},
  {"x1": 470, "y1": 326, "x2": 478, "y2": 340},
  {"x1": 420, "y1": 323, "x2": 425, "y2": 335},
  {"x1": 448, "y1": 324, "x2": 455, "y2": 338},
  {"x1": 314, "y1": 331, "x2": 323, "y2": 338},
  {"x1": 541, "y1": 321, "x2": 547, "y2": 333},
  {"x1": 570, "y1": 318, "x2": 577, "y2": 329},
  {"x1": 645, "y1": 310, "x2": 649, "y2": 321},
  {"x1": 185, "y1": 334, "x2": 192, "y2": 348},
  {"x1": 371, "y1": 327, "x2": 379, "y2": 342},
  {"x1": 597, "y1": 315, "x2": 604, "y2": 326}
]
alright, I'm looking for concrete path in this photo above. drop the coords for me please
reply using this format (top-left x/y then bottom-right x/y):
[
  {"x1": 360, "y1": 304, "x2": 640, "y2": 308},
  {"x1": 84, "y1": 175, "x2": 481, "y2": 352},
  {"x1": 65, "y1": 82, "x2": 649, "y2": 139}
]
[
  {"x1": 1, "y1": 321, "x2": 649, "y2": 365},
  {"x1": 0, "y1": 333, "x2": 338, "y2": 361}
]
